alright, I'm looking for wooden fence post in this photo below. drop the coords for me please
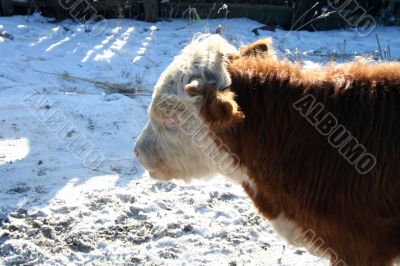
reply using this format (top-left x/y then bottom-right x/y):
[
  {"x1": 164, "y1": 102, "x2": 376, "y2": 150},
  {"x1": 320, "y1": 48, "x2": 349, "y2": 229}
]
[
  {"x1": 46, "y1": 0, "x2": 65, "y2": 19},
  {"x1": 0, "y1": 0, "x2": 14, "y2": 16},
  {"x1": 143, "y1": 0, "x2": 158, "y2": 22}
]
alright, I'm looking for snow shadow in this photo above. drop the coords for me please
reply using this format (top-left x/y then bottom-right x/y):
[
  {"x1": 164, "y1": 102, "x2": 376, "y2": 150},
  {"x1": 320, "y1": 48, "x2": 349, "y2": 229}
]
[{"x1": 0, "y1": 89, "x2": 147, "y2": 217}]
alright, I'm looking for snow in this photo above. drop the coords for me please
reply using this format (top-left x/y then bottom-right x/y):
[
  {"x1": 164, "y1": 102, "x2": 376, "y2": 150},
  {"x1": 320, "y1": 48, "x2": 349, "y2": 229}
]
[{"x1": 0, "y1": 13, "x2": 399, "y2": 265}]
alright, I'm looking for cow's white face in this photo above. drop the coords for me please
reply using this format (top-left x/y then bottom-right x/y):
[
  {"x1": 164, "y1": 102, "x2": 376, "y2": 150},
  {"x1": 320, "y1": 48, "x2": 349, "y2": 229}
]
[
  {"x1": 135, "y1": 35, "x2": 273, "y2": 183},
  {"x1": 135, "y1": 34, "x2": 242, "y2": 182}
]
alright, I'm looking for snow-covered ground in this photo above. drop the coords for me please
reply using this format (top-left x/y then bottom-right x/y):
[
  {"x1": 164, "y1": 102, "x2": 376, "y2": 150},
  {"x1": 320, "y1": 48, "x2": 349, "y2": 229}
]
[{"x1": 0, "y1": 13, "x2": 399, "y2": 265}]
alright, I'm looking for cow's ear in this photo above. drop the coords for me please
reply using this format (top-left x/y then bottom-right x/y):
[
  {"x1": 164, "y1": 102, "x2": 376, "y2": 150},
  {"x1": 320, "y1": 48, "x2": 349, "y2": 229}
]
[
  {"x1": 240, "y1": 38, "x2": 272, "y2": 57},
  {"x1": 184, "y1": 50, "x2": 233, "y2": 98},
  {"x1": 201, "y1": 90, "x2": 244, "y2": 128},
  {"x1": 184, "y1": 79, "x2": 206, "y2": 96}
]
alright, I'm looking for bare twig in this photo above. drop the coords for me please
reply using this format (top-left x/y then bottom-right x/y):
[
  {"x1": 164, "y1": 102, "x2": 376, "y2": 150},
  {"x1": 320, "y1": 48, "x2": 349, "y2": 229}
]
[
  {"x1": 32, "y1": 70, "x2": 151, "y2": 97},
  {"x1": 376, "y1": 33, "x2": 383, "y2": 59},
  {"x1": 283, "y1": 3, "x2": 334, "y2": 48},
  {"x1": 277, "y1": 46, "x2": 296, "y2": 62},
  {"x1": 343, "y1": 39, "x2": 346, "y2": 54},
  {"x1": 294, "y1": 10, "x2": 336, "y2": 32},
  {"x1": 289, "y1": 2, "x2": 319, "y2": 33},
  {"x1": 388, "y1": 45, "x2": 392, "y2": 59},
  {"x1": 206, "y1": 2, "x2": 216, "y2": 20},
  {"x1": 217, "y1": 3, "x2": 229, "y2": 29}
]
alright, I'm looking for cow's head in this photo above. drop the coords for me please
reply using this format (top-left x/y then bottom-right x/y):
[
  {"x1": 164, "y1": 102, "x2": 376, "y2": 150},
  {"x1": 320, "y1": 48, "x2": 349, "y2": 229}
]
[{"x1": 135, "y1": 35, "x2": 273, "y2": 182}]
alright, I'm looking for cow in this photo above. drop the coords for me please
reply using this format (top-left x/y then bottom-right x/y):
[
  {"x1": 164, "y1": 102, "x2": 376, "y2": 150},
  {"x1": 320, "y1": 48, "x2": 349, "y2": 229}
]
[{"x1": 134, "y1": 34, "x2": 400, "y2": 266}]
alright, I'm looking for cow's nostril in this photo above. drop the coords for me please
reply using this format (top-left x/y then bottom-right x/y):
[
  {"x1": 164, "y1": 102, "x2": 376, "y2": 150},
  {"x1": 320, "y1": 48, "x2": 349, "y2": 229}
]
[{"x1": 134, "y1": 148, "x2": 140, "y2": 158}]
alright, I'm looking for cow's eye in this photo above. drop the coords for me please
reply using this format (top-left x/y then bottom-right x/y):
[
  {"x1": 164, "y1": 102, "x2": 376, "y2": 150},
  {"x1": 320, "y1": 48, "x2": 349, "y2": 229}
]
[{"x1": 165, "y1": 116, "x2": 180, "y2": 130}]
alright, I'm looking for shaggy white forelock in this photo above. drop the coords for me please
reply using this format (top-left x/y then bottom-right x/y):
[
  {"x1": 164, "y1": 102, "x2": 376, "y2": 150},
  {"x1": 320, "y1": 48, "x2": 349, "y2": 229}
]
[{"x1": 153, "y1": 34, "x2": 239, "y2": 100}]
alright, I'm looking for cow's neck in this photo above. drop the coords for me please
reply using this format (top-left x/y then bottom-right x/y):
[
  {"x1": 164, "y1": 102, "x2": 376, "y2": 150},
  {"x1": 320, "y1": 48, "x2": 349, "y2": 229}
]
[{"x1": 225, "y1": 59, "x2": 321, "y2": 220}]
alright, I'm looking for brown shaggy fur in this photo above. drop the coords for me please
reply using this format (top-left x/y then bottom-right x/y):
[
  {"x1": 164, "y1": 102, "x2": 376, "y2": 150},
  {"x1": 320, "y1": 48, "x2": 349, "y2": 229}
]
[{"x1": 201, "y1": 43, "x2": 400, "y2": 265}]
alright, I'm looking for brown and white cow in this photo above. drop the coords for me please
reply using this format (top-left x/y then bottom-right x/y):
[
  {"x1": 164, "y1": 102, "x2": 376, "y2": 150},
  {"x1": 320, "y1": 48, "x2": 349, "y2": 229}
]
[{"x1": 135, "y1": 34, "x2": 400, "y2": 266}]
